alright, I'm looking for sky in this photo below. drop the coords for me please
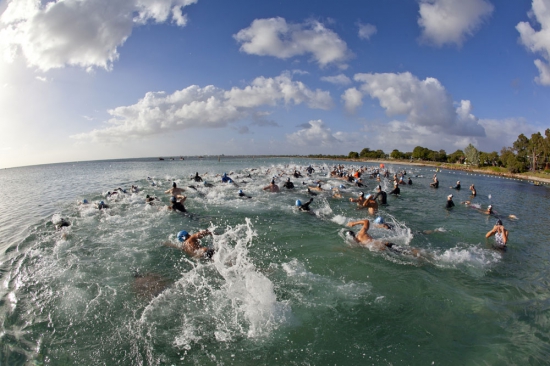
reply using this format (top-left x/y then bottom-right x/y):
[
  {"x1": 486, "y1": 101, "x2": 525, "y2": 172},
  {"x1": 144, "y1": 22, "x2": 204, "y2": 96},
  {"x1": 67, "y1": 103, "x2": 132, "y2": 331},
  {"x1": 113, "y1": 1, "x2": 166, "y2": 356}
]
[{"x1": 1, "y1": 0, "x2": 550, "y2": 168}]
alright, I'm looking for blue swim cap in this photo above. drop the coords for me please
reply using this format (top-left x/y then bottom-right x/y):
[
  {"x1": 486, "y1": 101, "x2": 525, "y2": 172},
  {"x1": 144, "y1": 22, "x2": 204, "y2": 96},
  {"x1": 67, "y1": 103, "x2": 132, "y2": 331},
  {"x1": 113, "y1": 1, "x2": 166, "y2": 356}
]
[
  {"x1": 99, "y1": 200, "x2": 104, "y2": 205},
  {"x1": 82, "y1": 199, "x2": 88, "y2": 204},
  {"x1": 223, "y1": 173, "x2": 227, "y2": 177},
  {"x1": 339, "y1": 184, "x2": 345, "y2": 189},
  {"x1": 203, "y1": 181, "x2": 208, "y2": 185},
  {"x1": 374, "y1": 217, "x2": 384, "y2": 224},
  {"x1": 170, "y1": 196, "x2": 177, "y2": 203},
  {"x1": 239, "y1": 189, "x2": 243, "y2": 194},
  {"x1": 177, "y1": 230, "x2": 189, "y2": 242},
  {"x1": 296, "y1": 199, "x2": 302, "y2": 207}
]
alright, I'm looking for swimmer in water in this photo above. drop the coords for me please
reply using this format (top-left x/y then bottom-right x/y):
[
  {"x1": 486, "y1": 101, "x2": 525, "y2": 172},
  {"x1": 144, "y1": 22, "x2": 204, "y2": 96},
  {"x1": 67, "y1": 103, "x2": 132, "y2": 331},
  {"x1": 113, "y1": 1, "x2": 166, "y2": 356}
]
[
  {"x1": 408, "y1": 177, "x2": 412, "y2": 185},
  {"x1": 389, "y1": 182, "x2": 400, "y2": 195},
  {"x1": 238, "y1": 189, "x2": 252, "y2": 199},
  {"x1": 167, "y1": 196, "x2": 187, "y2": 212},
  {"x1": 451, "y1": 181, "x2": 461, "y2": 190},
  {"x1": 309, "y1": 183, "x2": 323, "y2": 192},
  {"x1": 263, "y1": 179, "x2": 280, "y2": 192},
  {"x1": 295, "y1": 198, "x2": 314, "y2": 212},
  {"x1": 469, "y1": 184, "x2": 476, "y2": 196},
  {"x1": 361, "y1": 194, "x2": 378, "y2": 215},
  {"x1": 332, "y1": 187, "x2": 343, "y2": 199},
  {"x1": 307, "y1": 187, "x2": 318, "y2": 196},
  {"x1": 283, "y1": 177, "x2": 295, "y2": 189},
  {"x1": 203, "y1": 181, "x2": 214, "y2": 188},
  {"x1": 350, "y1": 191, "x2": 366, "y2": 206},
  {"x1": 430, "y1": 176, "x2": 439, "y2": 188},
  {"x1": 221, "y1": 173, "x2": 235, "y2": 184},
  {"x1": 166, "y1": 229, "x2": 214, "y2": 259},
  {"x1": 486, "y1": 219, "x2": 508, "y2": 249},
  {"x1": 54, "y1": 217, "x2": 71, "y2": 230},
  {"x1": 145, "y1": 195, "x2": 159, "y2": 204},
  {"x1": 97, "y1": 200, "x2": 109, "y2": 210},
  {"x1": 165, "y1": 182, "x2": 185, "y2": 199},
  {"x1": 346, "y1": 219, "x2": 422, "y2": 256},
  {"x1": 446, "y1": 194, "x2": 455, "y2": 208},
  {"x1": 373, "y1": 185, "x2": 387, "y2": 204},
  {"x1": 373, "y1": 216, "x2": 393, "y2": 230},
  {"x1": 192, "y1": 172, "x2": 203, "y2": 182},
  {"x1": 483, "y1": 204, "x2": 494, "y2": 215}
]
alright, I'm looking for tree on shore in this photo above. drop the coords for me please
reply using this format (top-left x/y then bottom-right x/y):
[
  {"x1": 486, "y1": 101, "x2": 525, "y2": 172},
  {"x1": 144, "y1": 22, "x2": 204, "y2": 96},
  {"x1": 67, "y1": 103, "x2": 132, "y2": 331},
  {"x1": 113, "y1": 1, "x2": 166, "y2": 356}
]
[{"x1": 464, "y1": 144, "x2": 480, "y2": 167}]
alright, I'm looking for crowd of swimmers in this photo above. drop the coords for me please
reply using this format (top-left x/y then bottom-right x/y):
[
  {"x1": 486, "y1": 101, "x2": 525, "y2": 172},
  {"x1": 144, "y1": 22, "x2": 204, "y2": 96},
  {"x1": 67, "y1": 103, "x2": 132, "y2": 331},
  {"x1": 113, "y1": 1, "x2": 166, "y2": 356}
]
[{"x1": 56, "y1": 164, "x2": 511, "y2": 263}]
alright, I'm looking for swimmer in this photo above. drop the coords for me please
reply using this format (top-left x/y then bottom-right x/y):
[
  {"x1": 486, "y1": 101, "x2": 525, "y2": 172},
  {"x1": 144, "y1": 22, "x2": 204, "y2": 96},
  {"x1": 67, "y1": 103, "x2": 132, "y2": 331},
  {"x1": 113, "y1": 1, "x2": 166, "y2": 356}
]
[
  {"x1": 145, "y1": 195, "x2": 159, "y2": 204},
  {"x1": 131, "y1": 185, "x2": 139, "y2": 193},
  {"x1": 332, "y1": 187, "x2": 343, "y2": 199},
  {"x1": 430, "y1": 176, "x2": 439, "y2": 188},
  {"x1": 306, "y1": 165, "x2": 315, "y2": 175},
  {"x1": 309, "y1": 183, "x2": 323, "y2": 192},
  {"x1": 263, "y1": 179, "x2": 280, "y2": 193},
  {"x1": 166, "y1": 229, "x2": 214, "y2": 259},
  {"x1": 389, "y1": 182, "x2": 400, "y2": 195},
  {"x1": 79, "y1": 199, "x2": 89, "y2": 205},
  {"x1": 97, "y1": 200, "x2": 110, "y2": 210},
  {"x1": 373, "y1": 185, "x2": 387, "y2": 204},
  {"x1": 203, "y1": 181, "x2": 214, "y2": 188},
  {"x1": 451, "y1": 181, "x2": 461, "y2": 190},
  {"x1": 238, "y1": 189, "x2": 252, "y2": 199},
  {"x1": 483, "y1": 204, "x2": 493, "y2": 215},
  {"x1": 295, "y1": 198, "x2": 314, "y2": 212},
  {"x1": 293, "y1": 169, "x2": 302, "y2": 178},
  {"x1": 446, "y1": 194, "x2": 455, "y2": 209},
  {"x1": 307, "y1": 188, "x2": 318, "y2": 196},
  {"x1": 221, "y1": 173, "x2": 234, "y2": 184},
  {"x1": 373, "y1": 216, "x2": 393, "y2": 230},
  {"x1": 167, "y1": 196, "x2": 187, "y2": 212},
  {"x1": 346, "y1": 219, "x2": 421, "y2": 256},
  {"x1": 469, "y1": 184, "x2": 476, "y2": 196},
  {"x1": 349, "y1": 191, "x2": 366, "y2": 206},
  {"x1": 192, "y1": 172, "x2": 203, "y2": 182},
  {"x1": 486, "y1": 219, "x2": 508, "y2": 249},
  {"x1": 282, "y1": 177, "x2": 295, "y2": 189},
  {"x1": 165, "y1": 182, "x2": 185, "y2": 199},
  {"x1": 408, "y1": 177, "x2": 412, "y2": 185},
  {"x1": 361, "y1": 194, "x2": 378, "y2": 215},
  {"x1": 54, "y1": 217, "x2": 71, "y2": 230}
]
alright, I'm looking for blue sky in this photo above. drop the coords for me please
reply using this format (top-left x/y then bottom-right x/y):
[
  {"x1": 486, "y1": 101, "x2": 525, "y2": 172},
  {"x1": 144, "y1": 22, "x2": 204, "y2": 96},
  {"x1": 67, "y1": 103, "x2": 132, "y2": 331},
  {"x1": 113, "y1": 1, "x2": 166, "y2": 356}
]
[{"x1": 1, "y1": 0, "x2": 549, "y2": 168}]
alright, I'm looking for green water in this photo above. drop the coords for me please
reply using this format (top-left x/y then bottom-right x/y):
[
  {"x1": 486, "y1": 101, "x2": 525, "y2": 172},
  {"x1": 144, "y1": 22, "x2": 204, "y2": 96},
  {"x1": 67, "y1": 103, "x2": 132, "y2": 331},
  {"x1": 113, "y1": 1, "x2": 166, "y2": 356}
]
[{"x1": 0, "y1": 157, "x2": 549, "y2": 365}]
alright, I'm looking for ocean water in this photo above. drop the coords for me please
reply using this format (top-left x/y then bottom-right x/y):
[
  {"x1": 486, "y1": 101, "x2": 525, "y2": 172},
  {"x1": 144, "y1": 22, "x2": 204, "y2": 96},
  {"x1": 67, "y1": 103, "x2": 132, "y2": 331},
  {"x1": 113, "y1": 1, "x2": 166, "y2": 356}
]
[{"x1": 0, "y1": 157, "x2": 549, "y2": 365}]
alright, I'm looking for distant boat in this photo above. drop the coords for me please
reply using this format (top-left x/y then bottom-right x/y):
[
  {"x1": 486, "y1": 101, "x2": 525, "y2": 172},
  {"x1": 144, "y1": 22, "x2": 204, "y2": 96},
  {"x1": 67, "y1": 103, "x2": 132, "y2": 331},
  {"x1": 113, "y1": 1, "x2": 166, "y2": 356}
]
[{"x1": 158, "y1": 157, "x2": 164, "y2": 161}]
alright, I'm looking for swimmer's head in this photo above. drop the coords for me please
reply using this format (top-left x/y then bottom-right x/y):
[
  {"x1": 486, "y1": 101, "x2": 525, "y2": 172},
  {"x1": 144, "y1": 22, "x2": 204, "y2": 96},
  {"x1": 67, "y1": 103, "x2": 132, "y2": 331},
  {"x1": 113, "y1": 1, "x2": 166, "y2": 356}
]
[
  {"x1": 99, "y1": 200, "x2": 104, "y2": 205},
  {"x1": 223, "y1": 173, "x2": 227, "y2": 177},
  {"x1": 271, "y1": 179, "x2": 275, "y2": 184},
  {"x1": 317, "y1": 183, "x2": 321, "y2": 187},
  {"x1": 177, "y1": 230, "x2": 189, "y2": 242},
  {"x1": 339, "y1": 184, "x2": 345, "y2": 189},
  {"x1": 457, "y1": 181, "x2": 460, "y2": 184},
  {"x1": 172, "y1": 182, "x2": 177, "y2": 188},
  {"x1": 448, "y1": 194, "x2": 453, "y2": 199},
  {"x1": 295, "y1": 199, "x2": 302, "y2": 207},
  {"x1": 359, "y1": 191, "x2": 365, "y2": 197},
  {"x1": 170, "y1": 196, "x2": 177, "y2": 203},
  {"x1": 374, "y1": 216, "x2": 384, "y2": 224},
  {"x1": 346, "y1": 230, "x2": 356, "y2": 238},
  {"x1": 82, "y1": 199, "x2": 88, "y2": 204},
  {"x1": 496, "y1": 219, "x2": 503, "y2": 226},
  {"x1": 377, "y1": 185, "x2": 381, "y2": 191},
  {"x1": 488, "y1": 204, "x2": 493, "y2": 209},
  {"x1": 287, "y1": 177, "x2": 291, "y2": 181},
  {"x1": 203, "y1": 181, "x2": 208, "y2": 185},
  {"x1": 238, "y1": 189, "x2": 243, "y2": 194}
]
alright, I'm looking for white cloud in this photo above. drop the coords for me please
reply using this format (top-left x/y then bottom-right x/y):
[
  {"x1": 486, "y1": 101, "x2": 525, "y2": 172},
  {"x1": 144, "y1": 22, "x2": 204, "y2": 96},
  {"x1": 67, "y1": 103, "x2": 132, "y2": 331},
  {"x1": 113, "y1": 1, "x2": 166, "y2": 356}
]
[
  {"x1": 418, "y1": 0, "x2": 494, "y2": 47},
  {"x1": 341, "y1": 87, "x2": 363, "y2": 113},
  {"x1": 357, "y1": 22, "x2": 377, "y2": 40},
  {"x1": 286, "y1": 119, "x2": 341, "y2": 146},
  {"x1": 353, "y1": 71, "x2": 485, "y2": 136},
  {"x1": 233, "y1": 17, "x2": 352, "y2": 68},
  {"x1": 0, "y1": 0, "x2": 198, "y2": 71},
  {"x1": 35, "y1": 75, "x2": 48, "y2": 82},
  {"x1": 72, "y1": 72, "x2": 333, "y2": 143},
  {"x1": 321, "y1": 74, "x2": 351, "y2": 85},
  {"x1": 516, "y1": 0, "x2": 550, "y2": 85}
]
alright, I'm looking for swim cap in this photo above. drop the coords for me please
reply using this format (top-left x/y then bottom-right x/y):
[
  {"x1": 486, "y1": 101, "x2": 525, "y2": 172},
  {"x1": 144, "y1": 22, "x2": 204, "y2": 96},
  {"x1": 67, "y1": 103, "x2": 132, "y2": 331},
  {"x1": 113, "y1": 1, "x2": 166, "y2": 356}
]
[
  {"x1": 177, "y1": 230, "x2": 189, "y2": 242},
  {"x1": 238, "y1": 190, "x2": 243, "y2": 194},
  {"x1": 339, "y1": 184, "x2": 345, "y2": 189},
  {"x1": 374, "y1": 217, "x2": 384, "y2": 224},
  {"x1": 172, "y1": 182, "x2": 177, "y2": 188},
  {"x1": 203, "y1": 181, "x2": 208, "y2": 185},
  {"x1": 146, "y1": 195, "x2": 150, "y2": 198},
  {"x1": 359, "y1": 191, "x2": 364, "y2": 197},
  {"x1": 296, "y1": 199, "x2": 302, "y2": 207},
  {"x1": 317, "y1": 183, "x2": 321, "y2": 187},
  {"x1": 82, "y1": 199, "x2": 88, "y2": 204},
  {"x1": 287, "y1": 178, "x2": 291, "y2": 181},
  {"x1": 100, "y1": 200, "x2": 104, "y2": 205},
  {"x1": 170, "y1": 196, "x2": 177, "y2": 203},
  {"x1": 448, "y1": 194, "x2": 453, "y2": 199},
  {"x1": 271, "y1": 179, "x2": 275, "y2": 184},
  {"x1": 496, "y1": 219, "x2": 503, "y2": 226},
  {"x1": 224, "y1": 173, "x2": 227, "y2": 177},
  {"x1": 488, "y1": 205, "x2": 492, "y2": 208}
]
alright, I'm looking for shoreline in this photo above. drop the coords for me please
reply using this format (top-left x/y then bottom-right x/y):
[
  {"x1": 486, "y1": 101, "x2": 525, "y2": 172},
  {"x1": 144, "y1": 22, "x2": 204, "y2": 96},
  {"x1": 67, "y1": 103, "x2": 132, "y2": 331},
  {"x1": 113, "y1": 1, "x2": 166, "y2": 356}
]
[{"x1": 318, "y1": 157, "x2": 550, "y2": 185}]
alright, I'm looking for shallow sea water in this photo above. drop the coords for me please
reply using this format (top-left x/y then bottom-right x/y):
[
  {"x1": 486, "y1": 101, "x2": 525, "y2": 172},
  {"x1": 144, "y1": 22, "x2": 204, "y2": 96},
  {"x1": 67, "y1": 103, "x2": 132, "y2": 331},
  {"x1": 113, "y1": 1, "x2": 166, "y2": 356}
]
[{"x1": 0, "y1": 157, "x2": 549, "y2": 365}]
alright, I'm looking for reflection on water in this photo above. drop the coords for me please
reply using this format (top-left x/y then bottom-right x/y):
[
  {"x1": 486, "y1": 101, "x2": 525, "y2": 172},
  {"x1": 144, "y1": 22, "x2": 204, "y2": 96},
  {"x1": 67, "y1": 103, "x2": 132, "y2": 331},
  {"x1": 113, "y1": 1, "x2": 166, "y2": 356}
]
[{"x1": 0, "y1": 157, "x2": 549, "y2": 365}]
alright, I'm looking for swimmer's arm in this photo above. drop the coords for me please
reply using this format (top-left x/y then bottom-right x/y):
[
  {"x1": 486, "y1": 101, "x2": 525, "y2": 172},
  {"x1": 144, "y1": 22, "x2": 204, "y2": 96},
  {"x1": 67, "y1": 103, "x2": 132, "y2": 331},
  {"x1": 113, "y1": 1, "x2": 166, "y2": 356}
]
[
  {"x1": 163, "y1": 241, "x2": 180, "y2": 249},
  {"x1": 164, "y1": 189, "x2": 172, "y2": 194},
  {"x1": 485, "y1": 226, "x2": 497, "y2": 238},
  {"x1": 195, "y1": 230, "x2": 212, "y2": 240},
  {"x1": 347, "y1": 220, "x2": 369, "y2": 228}
]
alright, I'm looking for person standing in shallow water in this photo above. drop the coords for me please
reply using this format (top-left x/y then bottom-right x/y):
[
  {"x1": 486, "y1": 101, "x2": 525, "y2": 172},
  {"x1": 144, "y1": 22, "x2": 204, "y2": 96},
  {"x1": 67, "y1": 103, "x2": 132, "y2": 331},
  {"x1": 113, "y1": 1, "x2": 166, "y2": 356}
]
[
  {"x1": 486, "y1": 219, "x2": 508, "y2": 249},
  {"x1": 446, "y1": 194, "x2": 455, "y2": 208}
]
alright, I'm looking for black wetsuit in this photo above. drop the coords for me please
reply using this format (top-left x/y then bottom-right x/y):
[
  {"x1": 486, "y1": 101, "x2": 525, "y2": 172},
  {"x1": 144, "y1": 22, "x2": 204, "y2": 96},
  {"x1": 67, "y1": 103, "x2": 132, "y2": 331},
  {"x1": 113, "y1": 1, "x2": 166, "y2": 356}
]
[
  {"x1": 307, "y1": 188, "x2": 317, "y2": 196},
  {"x1": 453, "y1": 184, "x2": 461, "y2": 190},
  {"x1": 408, "y1": 179, "x2": 412, "y2": 185},
  {"x1": 389, "y1": 186, "x2": 400, "y2": 195},
  {"x1": 193, "y1": 173, "x2": 203, "y2": 182},
  {"x1": 98, "y1": 203, "x2": 109, "y2": 210},
  {"x1": 298, "y1": 198, "x2": 314, "y2": 211},
  {"x1": 238, "y1": 192, "x2": 251, "y2": 198},
  {"x1": 283, "y1": 181, "x2": 295, "y2": 189},
  {"x1": 55, "y1": 219, "x2": 70, "y2": 229},
  {"x1": 306, "y1": 167, "x2": 315, "y2": 174},
  {"x1": 431, "y1": 181, "x2": 439, "y2": 188},
  {"x1": 446, "y1": 200, "x2": 455, "y2": 208},
  {"x1": 293, "y1": 171, "x2": 302, "y2": 178},
  {"x1": 171, "y1": 202, "x2": 187, "y2": 212},
  {"x1": 374, "y1": 191, "x2": 387, "y2": 204}
]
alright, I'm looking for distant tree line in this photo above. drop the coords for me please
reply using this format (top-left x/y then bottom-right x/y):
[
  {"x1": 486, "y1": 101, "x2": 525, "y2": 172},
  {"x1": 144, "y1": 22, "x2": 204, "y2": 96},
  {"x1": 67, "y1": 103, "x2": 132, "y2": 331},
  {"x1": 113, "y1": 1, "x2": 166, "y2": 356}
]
[{"x1": 345, "y1": 129, "x2": 550, "y2": 173}]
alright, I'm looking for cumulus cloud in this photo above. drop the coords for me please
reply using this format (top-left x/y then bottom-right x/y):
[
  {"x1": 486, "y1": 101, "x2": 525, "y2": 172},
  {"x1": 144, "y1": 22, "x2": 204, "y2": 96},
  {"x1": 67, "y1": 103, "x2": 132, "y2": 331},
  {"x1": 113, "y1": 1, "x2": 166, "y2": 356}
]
[
  {"x1": 321, "y1": 74, "x2": 351, "y2": 85},
  {"x1": 286, "y1": 119, "x2": 341, "y2": 146},
  {"x1": 72, "y1": 72, "x2": 333, "y2": 142},
  {"x1": 357, "y1": 22, "x2": 377, "y2": 40},
  {"x1": 353, "y1": 71, "x2": 485, "y2": 136},
  {"x1": 233, "y1": 17, "x2": 352, "y2": 68},
  {"x1": 0, "y1": 0, "x2": 198, "y2": 71},
  {"x1": 516, "y1": 0, "x2": 550, "y2": 85},
  {"x1": 341, "y1": 87, "x2": 363, "y2": 113},
  {"x1": 418, "y1": 0, "x2": 494, "y2": 47}
]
